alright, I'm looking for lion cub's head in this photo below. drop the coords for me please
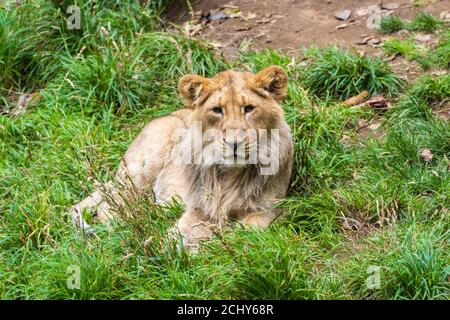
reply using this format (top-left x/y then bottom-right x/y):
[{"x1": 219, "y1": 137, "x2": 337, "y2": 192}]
[{"x1": 177, "y1": 66, "x2": 288, "y2": 169}]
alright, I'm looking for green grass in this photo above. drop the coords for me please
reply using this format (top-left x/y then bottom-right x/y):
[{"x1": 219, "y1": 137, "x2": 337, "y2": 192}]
[
  {"x1": 0, "y1": 1, "x2": 449, "y2": 300},
  {"x1": 380, "y1": 12, "x2": 444, "y2": 34},
  {"x1": 297, "y1": 46, "x2": 403, "y2": 101},
  {"x1": 382, "y1": 38, "x2": 424, "y2": 61},
  {"x1": 428, "y1": 30, "x2": 450, "y2": 69},
  {"x1": 380, "y1": 15, "x2": 405, "y2": 34},
  {"x1": 381, "y1": 31, "x2": 450, "y2": 70},
  {"x1": 408, "y1": 12, "x2": 444, "y2": 33}
]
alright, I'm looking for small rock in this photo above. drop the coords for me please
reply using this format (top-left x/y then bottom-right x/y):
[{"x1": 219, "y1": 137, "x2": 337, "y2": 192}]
[
  {"x1": 208, "y1": 11, "x2": 230, "y2": 21},
  {"x1": 355, "y1": 8, "x2": 369, "y2": 17},
  {"x1": 335, "y1": 10, "x2": 352, "y2": 21},
  {"x1": 419, "y1": 149, "x2": 433, "y2": 163},
  {"x1": 381, "y1": 3, "x2": 399, "y2": 10}
]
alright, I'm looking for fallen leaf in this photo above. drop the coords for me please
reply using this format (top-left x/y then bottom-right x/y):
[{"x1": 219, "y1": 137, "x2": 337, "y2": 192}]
[
  {"x1": 365, "y1": 95, "x2": 389, "y2": 109},
  {"x1": 342, "y1": 90, "x2": 369, "y2": 106},
  {"x1": 383, "y1": 53, "x2": 398, "y2": 62},
  {"x1": 335, "y1": 9, "x2": 352, "y2": 21},
  {"x1": 19, "y1": 231, "x2": 25, "y2": 244},
  {"x1": 431, "y1": 70, "x2": 447, "y2": 76},
  {"x1": 336, "y1": 23, "x2": 348, "y2": 30},
  {"x1": 381, "y1": 3, "x2": 399, "y2": 10},
  {"x1": 220, "y1": 4, "x2": 239, "y2": 9},
  {"x1": 183, "y1": 20, "x2": 203, "y2": 36},
  {"x1": 355, "y1": 36, "x2": 374, "y2": 45},
  {"x1": 256, "y1": 16, "x2": 273, "y2": 24},
  {"x1": 419, "y1": 149, "x2": 433, "y2": 163},
  {"x1": 352, "y1": 95, "x2": 390, "y2": 109},
  {"x1": 368, "y1": 38, "x2": 381, "y2": 47},
  {"x1": 210, "y1": 41, "x2": 223, "y2": 49},
  {"x1": 223, "y1": 8, "x2": 243, "y2": 18},
  {"x1": 121, "y1": 253, "x2": 134, "y2": 261},
  {"x1": 235, "y1": 25, "x2": 253, "y2": 31}
]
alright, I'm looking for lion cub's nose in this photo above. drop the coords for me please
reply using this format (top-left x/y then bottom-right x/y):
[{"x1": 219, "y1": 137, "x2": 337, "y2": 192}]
[{"x1": 224, "y1": 138, "x2": 244, "y2": 155}]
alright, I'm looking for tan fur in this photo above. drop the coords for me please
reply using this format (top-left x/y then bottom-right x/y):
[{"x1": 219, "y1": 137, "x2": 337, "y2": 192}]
[{"x1": 70, "y1": 66, "x2": 294, "y2": 250}]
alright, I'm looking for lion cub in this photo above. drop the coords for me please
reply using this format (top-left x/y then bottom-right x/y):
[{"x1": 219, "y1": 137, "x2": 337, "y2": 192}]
[{"x1": 70, "y1": 66, "x2": 294, "y2": 250}]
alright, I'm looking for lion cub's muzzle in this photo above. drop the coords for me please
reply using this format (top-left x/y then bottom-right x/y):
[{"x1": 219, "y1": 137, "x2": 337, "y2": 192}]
[{"x1": 219, "y1": 129, "x2": 257, "y2": 165}]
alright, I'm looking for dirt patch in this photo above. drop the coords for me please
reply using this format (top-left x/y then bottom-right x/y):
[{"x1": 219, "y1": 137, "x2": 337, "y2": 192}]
[
  {"x1": 356, "y1": 116, "x2": 386, "y2": 140},
  {"x1": 432, "y1": 100, "x2": 450, "y2": 120},
  {"x1": 1, "y1": 92, "x2": 40, "y2": 117},
  {"x1": 167, "y1": 0, "x2": 449, "y2": 60}
]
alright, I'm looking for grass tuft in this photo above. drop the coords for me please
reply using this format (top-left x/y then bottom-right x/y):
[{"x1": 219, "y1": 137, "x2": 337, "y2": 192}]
[
  {"x1": 382, "y1": 38, "x2": 424, "y2": 61},
  {"x1": 299, "y1": 46, "x2": 403, "y2": 100},
  {"x1": 380, "y1": 15, "x2": 405, "y2": 34},
  {"x1": 380, "y1": 12, "x2": 444, "y2": 34},
  {"x1": 408, "y1": 12, "x2": 444, "y2": 33}
]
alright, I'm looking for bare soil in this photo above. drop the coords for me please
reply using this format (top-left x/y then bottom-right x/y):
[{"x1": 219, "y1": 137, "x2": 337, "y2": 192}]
[{"x1": 167, "y1": 0, "x2": 449, "y2": 60}]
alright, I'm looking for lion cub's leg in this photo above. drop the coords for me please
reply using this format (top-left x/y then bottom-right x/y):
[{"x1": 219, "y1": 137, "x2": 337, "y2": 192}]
[
  {"x1": 69, "y1": 182, "x2": 124, "y2": 233},
  {"x1": 170, "y1": 210, "x2": 216, "y2": 251},
  {"x1": 239, "y1": 211, "x2": 277, "y2": 229}
]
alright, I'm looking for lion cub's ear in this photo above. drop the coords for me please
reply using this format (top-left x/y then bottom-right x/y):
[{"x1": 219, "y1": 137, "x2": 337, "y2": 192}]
[
  {"x1": 250, "y1": 66, "x2": 288, "y2": 102},
  {"x1": 178, "y1": 75, "x2": 213, "y2": 107}
]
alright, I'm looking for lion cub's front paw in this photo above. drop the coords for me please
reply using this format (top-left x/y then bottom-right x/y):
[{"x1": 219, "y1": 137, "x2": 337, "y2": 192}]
[{"x1": 167, "y1": 221, "x2": 215, "y2": 253}]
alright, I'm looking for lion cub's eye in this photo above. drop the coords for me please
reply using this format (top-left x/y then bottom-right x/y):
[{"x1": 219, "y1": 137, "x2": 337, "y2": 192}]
[
  {"x1": 211, "y1": 106, "x2": 223, "y2": 114},
  {"x1": 244, "y1": 105, "x2": 255, "y2": 113}
]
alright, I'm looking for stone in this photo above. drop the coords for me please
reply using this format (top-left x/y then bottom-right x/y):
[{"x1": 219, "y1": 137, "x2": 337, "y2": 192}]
[{"x1": 335, "y1": 10, "x2": 352, "y2": 21}]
